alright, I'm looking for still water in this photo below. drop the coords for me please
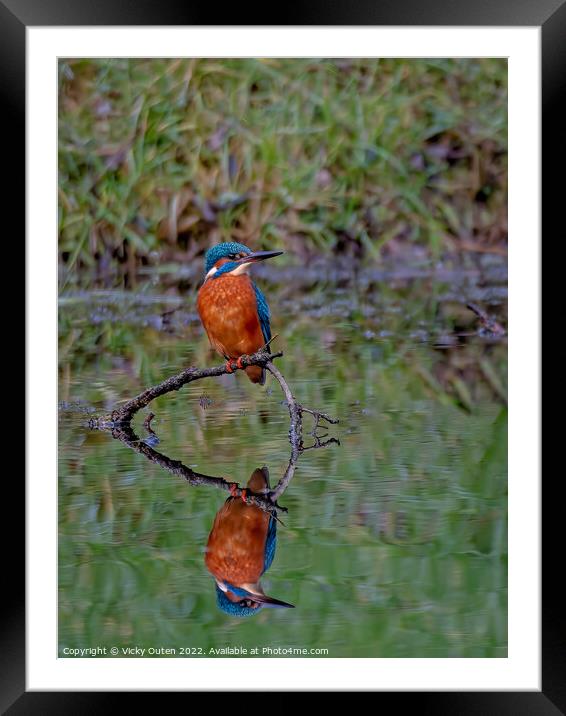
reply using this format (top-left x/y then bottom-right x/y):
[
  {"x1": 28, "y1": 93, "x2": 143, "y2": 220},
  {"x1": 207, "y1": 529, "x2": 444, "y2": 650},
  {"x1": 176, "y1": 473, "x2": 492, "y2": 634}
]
[{"x1": 58, "y1": 264, "x2": 507, "y2": 657}]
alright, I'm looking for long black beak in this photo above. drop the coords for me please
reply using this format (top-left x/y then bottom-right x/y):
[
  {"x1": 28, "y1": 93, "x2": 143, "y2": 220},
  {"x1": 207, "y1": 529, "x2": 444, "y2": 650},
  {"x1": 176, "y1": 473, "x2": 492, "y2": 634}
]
[
  {"x1": 238, "y1": 250, "x2": 284, "y2": 264},
  {"x1": 254, "y1": 594, "x2": 295, "y2": 609}
]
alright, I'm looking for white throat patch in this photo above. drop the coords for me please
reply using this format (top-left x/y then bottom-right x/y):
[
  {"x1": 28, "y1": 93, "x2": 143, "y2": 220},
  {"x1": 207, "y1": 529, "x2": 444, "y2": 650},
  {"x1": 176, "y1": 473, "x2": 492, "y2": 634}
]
[
  {"x1": 206, "y1": 262, "x2": 250, "y2": 280},
  {"x1": 230, "y1": 262, "x2": 251, "y2": 276}
]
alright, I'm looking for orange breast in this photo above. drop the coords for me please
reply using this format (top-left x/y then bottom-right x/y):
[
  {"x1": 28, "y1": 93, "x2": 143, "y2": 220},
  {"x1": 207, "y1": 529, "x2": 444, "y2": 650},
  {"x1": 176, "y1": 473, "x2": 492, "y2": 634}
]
[
  {"x1": 205, "y1": 500, "x2": 270, "y2": 585},
  {"x1": 197, "y1": 274, "x2": 265, "y2": 360}
]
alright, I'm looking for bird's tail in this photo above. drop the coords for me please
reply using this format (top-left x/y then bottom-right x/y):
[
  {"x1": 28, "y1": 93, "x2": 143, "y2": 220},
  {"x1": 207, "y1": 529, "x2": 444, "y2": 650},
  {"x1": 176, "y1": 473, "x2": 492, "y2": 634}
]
[
  {"x1": 245, "y1": 365, "x2": 266, "y2": 384},
  {"x1": 247, "y1": 466, "x2": 270, "y2": 493}
]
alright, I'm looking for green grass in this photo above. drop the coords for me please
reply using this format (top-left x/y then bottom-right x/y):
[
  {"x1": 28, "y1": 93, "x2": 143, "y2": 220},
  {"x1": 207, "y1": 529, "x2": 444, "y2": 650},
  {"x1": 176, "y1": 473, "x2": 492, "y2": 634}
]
[{"x1": 58, "y1": 58, "x2": 507, "y2": 289}]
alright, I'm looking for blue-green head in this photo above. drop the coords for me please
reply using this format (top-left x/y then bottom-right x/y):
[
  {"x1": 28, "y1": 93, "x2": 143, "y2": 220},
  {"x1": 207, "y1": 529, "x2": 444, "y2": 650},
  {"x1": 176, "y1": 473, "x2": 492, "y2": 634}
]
[
  {"x1": 203, "y1": 242, "x2": 283, "y2": 279},
  {"x1": 215, "y1": 582, "x2": 295, "y2": 618}
]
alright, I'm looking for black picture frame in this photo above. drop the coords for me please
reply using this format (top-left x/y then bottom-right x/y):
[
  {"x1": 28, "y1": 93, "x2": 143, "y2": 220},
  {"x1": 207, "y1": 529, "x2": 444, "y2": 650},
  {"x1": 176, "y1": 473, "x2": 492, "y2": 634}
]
[{"x1": 11, "y1": 0, "x2": 557, "y2": 709}]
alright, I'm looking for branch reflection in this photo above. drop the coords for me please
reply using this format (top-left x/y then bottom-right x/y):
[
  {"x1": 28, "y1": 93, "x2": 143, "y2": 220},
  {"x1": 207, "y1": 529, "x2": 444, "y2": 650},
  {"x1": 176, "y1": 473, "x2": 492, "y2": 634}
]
[{"x1": 108, "y1": 422, "x2": 338, "y2": 616}]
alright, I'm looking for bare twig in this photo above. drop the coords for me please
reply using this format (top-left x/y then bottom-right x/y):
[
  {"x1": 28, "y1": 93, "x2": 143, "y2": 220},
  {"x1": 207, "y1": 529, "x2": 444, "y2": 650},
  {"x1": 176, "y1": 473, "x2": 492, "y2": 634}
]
[
  {"x1": 264, "y1": 360, "x2": 303, "y2": 452},
  {"x1": 299, "y1": 405, "x2": 340, "y2": 434},
  {"x1": 263, "y1": 360, "x2": 339, "y2": 501},
  {"x1": 302, "y1": 435, "x2": 341, "y2": 451},
  {"x1": 263, "y1": 333, "x2": 280, "y2": 349},
  {"x1": 143, "y1": 412, "x2": 156, "y2": 431},
  {"x1": 265, "y1": 361, "x2": 339, "y2": 433},
  {"x1": 90, "y1": 346, "x2": 282, "y2": 427},
  {"x1": 91, "y1": 344, "x2": 339, "y2": 506},
  {"x1": 466, "y1": 303, "x2": 506, "y2": 338}
]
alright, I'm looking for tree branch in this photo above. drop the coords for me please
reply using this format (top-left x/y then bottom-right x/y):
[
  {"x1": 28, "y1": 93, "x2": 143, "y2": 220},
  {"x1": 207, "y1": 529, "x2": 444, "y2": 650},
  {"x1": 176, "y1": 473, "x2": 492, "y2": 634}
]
[
  {"x1": 91, "y1": 346, "x2": 283, "y2": 427},
  {"x1": 90, "y1": 345, "x2": 339, "y2": 506}
]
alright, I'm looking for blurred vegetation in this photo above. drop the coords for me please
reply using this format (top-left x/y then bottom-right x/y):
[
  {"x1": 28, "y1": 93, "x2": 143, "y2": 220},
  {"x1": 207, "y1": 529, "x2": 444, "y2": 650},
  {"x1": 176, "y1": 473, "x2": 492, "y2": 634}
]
[{"x1": 58, "y1": 58, "x2": 507, "y2": 289}]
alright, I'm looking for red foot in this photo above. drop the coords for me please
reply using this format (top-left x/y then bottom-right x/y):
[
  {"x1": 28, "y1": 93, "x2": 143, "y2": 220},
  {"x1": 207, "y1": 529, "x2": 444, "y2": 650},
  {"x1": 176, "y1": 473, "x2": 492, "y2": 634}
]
[
  {"x1": 229, "y1": 482, "x2": 239, "y2": 497},
  {"x1": 225, "y1": 360, "x2": 235, "y2": 374},
  {"x1": 236, "y1": 356, "x2": 246, "y2": 370},
  {"x1": 240, "y1": 488, "x2": 248, "y2": 503}
]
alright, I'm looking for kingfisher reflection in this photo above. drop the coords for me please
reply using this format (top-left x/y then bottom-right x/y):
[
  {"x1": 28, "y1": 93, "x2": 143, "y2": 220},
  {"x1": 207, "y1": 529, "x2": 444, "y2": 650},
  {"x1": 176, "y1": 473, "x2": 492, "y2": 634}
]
[
  {"x1": 107, "y1": 422, "x2": 338, "y2": 616},
  {"x1": 205, "y1": 466, "x2": 293, "y2": 616}
]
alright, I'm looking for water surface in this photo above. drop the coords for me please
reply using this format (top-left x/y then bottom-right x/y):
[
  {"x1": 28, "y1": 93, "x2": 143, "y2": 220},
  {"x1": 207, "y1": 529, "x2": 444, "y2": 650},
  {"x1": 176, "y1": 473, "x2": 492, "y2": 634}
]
[{"x1": 58, "y1": 263, "x2": 507, "y2": 657}]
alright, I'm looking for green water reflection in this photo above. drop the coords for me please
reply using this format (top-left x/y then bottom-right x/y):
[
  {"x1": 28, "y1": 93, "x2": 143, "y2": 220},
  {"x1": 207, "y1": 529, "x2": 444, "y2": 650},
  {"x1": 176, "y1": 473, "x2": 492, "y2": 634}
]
[{"x1": 58, "y1": 283, "x2": 507, "y2": 657}]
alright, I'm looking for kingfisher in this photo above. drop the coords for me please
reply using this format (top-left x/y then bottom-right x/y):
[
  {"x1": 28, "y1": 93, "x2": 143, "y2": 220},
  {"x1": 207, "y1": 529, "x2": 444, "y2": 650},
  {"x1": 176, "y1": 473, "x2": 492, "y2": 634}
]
[
  {"x1": 196, "y1": 241, "x2": 283, "y2": 384},
  {"x1": 205, "y1": 467, "x2": 294, "y2": 617}
]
